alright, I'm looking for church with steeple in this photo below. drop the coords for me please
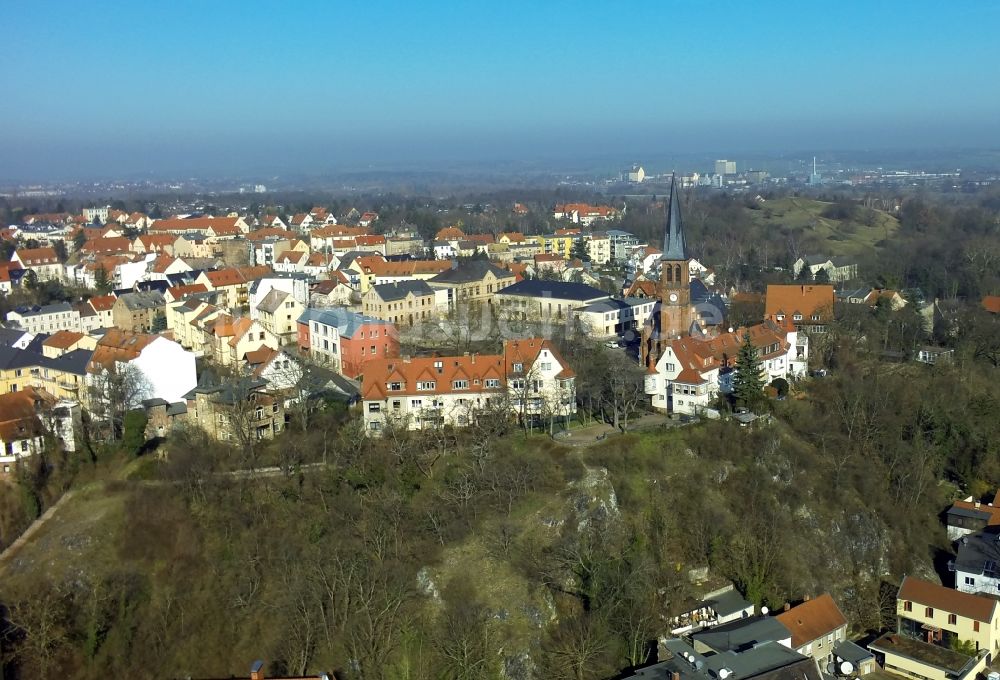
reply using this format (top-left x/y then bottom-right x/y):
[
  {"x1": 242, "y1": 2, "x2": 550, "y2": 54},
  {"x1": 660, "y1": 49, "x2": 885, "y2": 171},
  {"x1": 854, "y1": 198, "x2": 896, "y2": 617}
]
[{"x1": 640, "y1": 174, "x2": 698, "y2": 368}]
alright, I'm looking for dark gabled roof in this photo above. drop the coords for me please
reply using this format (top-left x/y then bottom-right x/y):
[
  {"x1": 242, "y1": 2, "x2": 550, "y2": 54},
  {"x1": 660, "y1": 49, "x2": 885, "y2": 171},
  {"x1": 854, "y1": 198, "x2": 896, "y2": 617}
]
[
  {"x1": 954, "y1": 528, "x2": 1000, "y2": 579},
  {"x1": 0, "y1": 326, "x2": 30, "y2": 348},
  {"x1": 117, "y1": 291, "x2": 166, "y2": 311},
  {"x1": 298, "y1": 307, "x2": 391, "y2": 338},
  {"x1": 371, "y1": 280, "x2": 434, "y2": 302},
  {"x1": 497, "y1": 279, "x2": 609, "y2": 303},
  {"x1": 661, "y1": 173, "x2": 686, "y2": 261},
  {"x1": 0, "y1": 344, "x2": 92, "y2": 375},
  {"x1": 691, "y1": 616, "x2": 790, "y2": 654},
  {"x1": 428, "y1": 259, "x2": 512, "y2": 284}
]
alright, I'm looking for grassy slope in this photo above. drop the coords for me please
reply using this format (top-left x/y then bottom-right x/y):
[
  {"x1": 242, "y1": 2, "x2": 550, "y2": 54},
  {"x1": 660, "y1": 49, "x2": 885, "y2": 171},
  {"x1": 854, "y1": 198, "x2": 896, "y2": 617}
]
[
  {"x1": 747, "y1": 197, "x2": 899, "y2": 257},
  {"x1": 0, "y1": 483, "x2": 128, "y2": 591}
]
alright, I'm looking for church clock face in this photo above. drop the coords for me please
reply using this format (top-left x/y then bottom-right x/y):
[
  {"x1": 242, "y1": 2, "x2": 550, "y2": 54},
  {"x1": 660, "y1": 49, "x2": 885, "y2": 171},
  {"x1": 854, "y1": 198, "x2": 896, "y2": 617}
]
[{"x1": 669, "y1": 292, "x2": 679, "y2": 302}]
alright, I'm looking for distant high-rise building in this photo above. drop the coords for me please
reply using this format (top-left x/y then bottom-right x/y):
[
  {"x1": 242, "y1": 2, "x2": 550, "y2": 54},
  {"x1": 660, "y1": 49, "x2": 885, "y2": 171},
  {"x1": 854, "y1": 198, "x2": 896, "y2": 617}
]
[
  {"x1": 254, "y1": 184, "x2": 267, "y2": 193},
  {"x1": 715, "y1": 159, "x2": 736, "y2": 175},
  {"x1": 808, "y1": 157, "x2": 822, "y2": 185}
]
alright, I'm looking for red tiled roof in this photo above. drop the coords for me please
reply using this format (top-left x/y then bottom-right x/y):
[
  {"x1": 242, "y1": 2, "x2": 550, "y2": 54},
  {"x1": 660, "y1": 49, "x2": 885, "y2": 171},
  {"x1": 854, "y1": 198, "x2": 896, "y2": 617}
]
[
  {"x1": 81, "y1": 237, "x2": 132, "y2": 255},
  {"x1": 87, "y1": 294, "x2": 117, "y2": 312},
  {"x1": 983, "y1": 296, "x2": 1000, "y2": 314}
]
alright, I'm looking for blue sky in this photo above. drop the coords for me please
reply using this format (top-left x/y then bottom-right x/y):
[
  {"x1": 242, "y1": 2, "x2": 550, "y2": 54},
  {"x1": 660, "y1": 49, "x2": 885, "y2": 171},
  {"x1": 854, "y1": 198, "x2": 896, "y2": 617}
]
[{"x1": 2, "y1": 1, "x2": 998, "y2": 178}]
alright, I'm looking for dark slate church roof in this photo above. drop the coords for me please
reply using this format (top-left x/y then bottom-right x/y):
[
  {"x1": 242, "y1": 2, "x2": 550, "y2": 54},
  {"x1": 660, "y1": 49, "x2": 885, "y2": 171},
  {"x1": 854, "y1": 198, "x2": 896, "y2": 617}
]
[{"x1": 661, "y1": 173, "x2": 687, "y2": 262}]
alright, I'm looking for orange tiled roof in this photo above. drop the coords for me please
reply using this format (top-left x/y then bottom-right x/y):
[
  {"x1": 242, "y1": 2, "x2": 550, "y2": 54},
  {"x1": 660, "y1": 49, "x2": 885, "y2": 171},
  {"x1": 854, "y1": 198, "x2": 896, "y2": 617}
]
[
  {"x1": 311, "y1": 225, "x2": 369, "y2": 238},
  {"x1": 81, "y1": 236, "x2": 132, "y2": 255},
  {"x1": 15, "y1": 247, "x2": 59, "y2": 265},
  {"x1": 87, "y1": 294, "x2": 117, "y2": 312},
  {"x1": 149, "y1": 216, "x2": 241, "y2": 232},
  {"x1": 435, "y1": 226, "x2": 466, "y2": 240},
  {"x1": 89, "y1": 328, "x2": 158, "y2": 371},
  {"x1": 203, "y1": 265, "x2": 272, "y2": 287},
  {"x1": 765, "y1": 284, "x2": 835, "y2": 321},
  {"x1": 774, "y1": 594, "x2": 847, "y2": 649},
  {"x1": 499, "y1": 231, "x2": 526, "y2": 243},
  {"x1": 983, "y1": 296, "x2": 1000, "y2": 314},
  {"x1": 42, "y1": 330, "x2": 84, "y2": 350},
  {"x1": 166, "y1": 283, "x2": 208, "y2": 300}
]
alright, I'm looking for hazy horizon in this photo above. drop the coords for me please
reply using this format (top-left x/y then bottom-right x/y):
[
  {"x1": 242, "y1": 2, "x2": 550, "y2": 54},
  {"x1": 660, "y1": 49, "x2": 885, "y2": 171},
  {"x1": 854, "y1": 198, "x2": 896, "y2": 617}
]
[{"x1": 3, "y1": 1, "x2": 999, "y2": 181}]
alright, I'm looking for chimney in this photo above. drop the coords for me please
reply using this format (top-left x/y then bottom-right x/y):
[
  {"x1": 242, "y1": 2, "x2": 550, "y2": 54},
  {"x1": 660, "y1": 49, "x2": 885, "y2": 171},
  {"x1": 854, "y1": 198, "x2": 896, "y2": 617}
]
[
  {"x1": 976, "y1": 501, "x2": 982, "y2": 509},
  {"x1": 250, "y1": 660, "x2": 265, "y2": 680},
  {"x1": 783, "y1": 602, "x2": 791, "y2": 612},
  {"x1": 672, "y1": 672, "x2": 681, "y2": 680}
]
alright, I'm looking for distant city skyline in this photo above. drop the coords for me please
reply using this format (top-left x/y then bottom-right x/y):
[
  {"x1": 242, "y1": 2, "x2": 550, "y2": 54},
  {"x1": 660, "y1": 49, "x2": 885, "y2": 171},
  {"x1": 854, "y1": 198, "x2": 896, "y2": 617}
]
[{"x1": 2, "y1": 1, "x2": 999, "y2": 180}]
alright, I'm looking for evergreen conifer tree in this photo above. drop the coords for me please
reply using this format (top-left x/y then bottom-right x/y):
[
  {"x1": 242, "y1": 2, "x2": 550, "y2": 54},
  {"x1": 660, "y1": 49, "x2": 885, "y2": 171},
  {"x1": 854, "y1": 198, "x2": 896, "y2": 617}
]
[{"x1": 733, "y1": 330, "x2": 765, "y2": 409}]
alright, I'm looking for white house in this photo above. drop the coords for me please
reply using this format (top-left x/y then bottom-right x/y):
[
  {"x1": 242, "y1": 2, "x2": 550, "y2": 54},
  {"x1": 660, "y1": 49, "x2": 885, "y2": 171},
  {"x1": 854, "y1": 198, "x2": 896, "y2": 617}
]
[
  {"x1": 645, "y1": 320, "x2": 805, "y2": 416},
  {"x1": 574, "y1": 297, "x2": 656, "y2": 338},
  {"x1": 954, "y1": 530, "x2": 1000, "y2": 595},
  {"x1": 6, "y1": 302, "x2": 81, "y2": 335},
  {"x1": 88, "y1": 328, "x2": 198, "y2": 405}
]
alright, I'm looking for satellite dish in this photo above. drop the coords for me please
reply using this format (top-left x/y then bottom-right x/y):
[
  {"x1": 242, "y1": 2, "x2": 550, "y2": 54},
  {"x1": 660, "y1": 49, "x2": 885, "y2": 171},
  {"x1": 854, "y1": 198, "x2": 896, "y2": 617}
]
[
  {"x1": 840, "y1": 662, "x2": 854, "y2": 675},
  {"x1": 761, "y1": 606, "x2": 769, "y2": 615},
  {"x1": 827, "y1": 664, "x2": 837, "y2": 675},
  {"x1": 696, "y1": 661, "x2": 705, "y2": 670},
  {"x1": 719, "y1": 670, "x2": 731, "y2": 680}
]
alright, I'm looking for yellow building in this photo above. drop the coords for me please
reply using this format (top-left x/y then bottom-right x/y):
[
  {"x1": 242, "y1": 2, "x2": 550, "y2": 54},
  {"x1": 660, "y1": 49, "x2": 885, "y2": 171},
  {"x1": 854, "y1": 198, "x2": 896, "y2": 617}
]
[
  {"x1": 896, "y1": 576, "x2": 1000, "y2": 653},
  {"x1": 527, "y1": 234, "x2": 575, "y2": 259},
  {"x1": 0, "y1": 345, "x2": 89, "y2": 403}
]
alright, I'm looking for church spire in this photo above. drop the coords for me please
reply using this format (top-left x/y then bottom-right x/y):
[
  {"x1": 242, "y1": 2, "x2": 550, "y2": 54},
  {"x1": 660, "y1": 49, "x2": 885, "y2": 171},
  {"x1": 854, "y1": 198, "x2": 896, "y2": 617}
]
[{"x1": 661, "y1": 173, "x2": 686, "y2": 261}]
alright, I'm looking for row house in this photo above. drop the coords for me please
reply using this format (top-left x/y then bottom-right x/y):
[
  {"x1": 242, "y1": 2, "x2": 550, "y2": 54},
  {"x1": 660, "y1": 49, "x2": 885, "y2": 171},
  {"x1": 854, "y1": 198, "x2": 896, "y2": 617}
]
[
  {"x1": 148, "y1": 215, "x2": 250, "y2": 237},
  {"x1": 0, "y1": 344, "x2": 91, "y2": 403},
  {"x1": 552, "y1": 203, "x2": 619, "y2": 226},
  {"x1": 166, "y1": 297, "x2": 223, "y2": 355},
  {"x1": 309, "y1": 224, "x2": 371, "y2": 252},
  {"x1": 363, "y1": 280, "x2": 445, "y2": 327},
  {"x1": 111, "y1": 291, "x2": 166, "y2": 333},
  {"x1": 12, "y1": 247, "x2": 62, "y2": 282},
  {"x1": 255, "y1": 289, "x2": 303, "y2": 345},
  {"x1": 132, "y1": 233, "x2": 177, "y2": 255},
  {"x1": 197, "y1": 265, "x2": 273, "y2": 310},
  {"x1": 370, "y1": 259, "x2": 452, "y2": 285},
  {"x1": 204, "y1": 314, "x2": 280, "y2": 367},
  {"x1": 645, "y1": 319, "x2": 806, "y2": 416},
  {"x1": 765, "y1": 284, "x2": 836, "y2": 334},
  {"x1": 0, "y1": 388, "x2": 75, "y2": 476},
  {"x1": 426, "y1": 260, "x2": 516, "y2": 308},
  {"x1": 361, "y1": 337, "x2": 575, "y2": 434},
  {"x1": 310, "y1": 274, "x2": 355, "y2": 307},
  {"x1": 299, "y1": 307, "x2": 399, "y2": 378},
  {"x1": 6, "y1": 302, "x2": 81, "y2": 335}
]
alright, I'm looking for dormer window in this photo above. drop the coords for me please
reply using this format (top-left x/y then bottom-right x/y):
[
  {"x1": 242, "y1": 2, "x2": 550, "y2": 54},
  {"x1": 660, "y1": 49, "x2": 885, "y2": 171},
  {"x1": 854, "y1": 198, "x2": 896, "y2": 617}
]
[
  {"x1": 453, "y1": 380, "x2": 469, "y2": 389},
  {"x1": 793, "y1": 314, "x2": 802, "y2": 321},
  {"x1": 387, "y1": 381, "x2": 403, "y2": 391},
  {"x1": 513, "y1": 362, "x2": 523, "y2": 372}
]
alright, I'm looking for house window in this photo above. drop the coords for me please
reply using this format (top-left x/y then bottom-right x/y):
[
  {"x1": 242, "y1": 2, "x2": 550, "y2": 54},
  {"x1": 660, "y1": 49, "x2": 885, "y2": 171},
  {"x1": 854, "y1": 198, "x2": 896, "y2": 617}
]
[
  {"x1": 974, "y1": 621, "x2": 980, "y2": 632},
  {"x1": 388, "y1": 381, "x2": 402, "y2": 391},
  {"x1": 392, "y1": 400, "x2": 401, "y2": 410},
  {"x1": 367, "y1": 403, "x2": 381, "y2": 412},
  {"x1": 513, "y1": 362, "x2": 523, "y2": 372},
  {"x1": 453, "y1": 380, "x2": 469, "y2": 390},
  {"x1": 948, "y1": 614, "x2": 957, "y2": 625},
  {"x1": 965, "y1": 577, "x2": 975, "y2": 586},
  {"x1": 485, "y1": 379, "x2": 501, "y2": 388},
  {"x1": 368, "y1": 421, "x2": 381, "y2": 431},
  {"x1": 793, "y1": 314, "x2": 802, "y2": 321},
  {"x1": 539, "y1": 362, "x2": 552, "y2": 371},
  {"x1": 925, "y1": 607, "x2": 934, "y2": 618},
  {"x1": 904, "y1": 601, "x2": 912, "y2": 612},
  {"x1": 411, "y1": 399, "x2": 422, "y2": 407},
  {"x1": 417, "y1": 381, "x2": 436, "y2": 391}
]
